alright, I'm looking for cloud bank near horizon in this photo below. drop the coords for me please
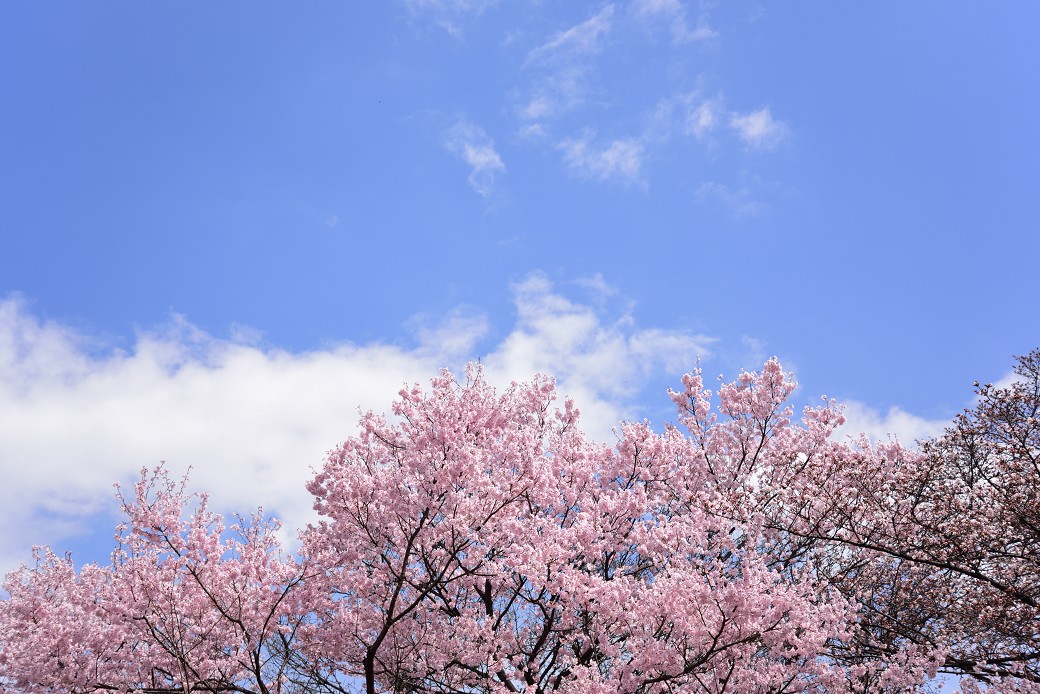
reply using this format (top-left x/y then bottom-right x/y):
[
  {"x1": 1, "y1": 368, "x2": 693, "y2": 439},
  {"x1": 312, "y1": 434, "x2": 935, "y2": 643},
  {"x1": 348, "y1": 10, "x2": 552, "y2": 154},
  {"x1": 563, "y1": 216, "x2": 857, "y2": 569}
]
[
  {"x1": 0, "y1": 274, "x2": 714, "y2": 570},
  {"x1": 0, "y1": 274, "x2": 959, "y2": 573}
]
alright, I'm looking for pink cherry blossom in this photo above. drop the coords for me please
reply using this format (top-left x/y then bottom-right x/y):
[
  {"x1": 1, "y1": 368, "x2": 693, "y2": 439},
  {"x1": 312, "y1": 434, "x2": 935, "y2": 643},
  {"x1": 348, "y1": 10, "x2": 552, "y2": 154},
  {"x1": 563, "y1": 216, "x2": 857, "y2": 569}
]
[{"x1": 2, "y1": 352, "x2": 1037, "y2": 692}]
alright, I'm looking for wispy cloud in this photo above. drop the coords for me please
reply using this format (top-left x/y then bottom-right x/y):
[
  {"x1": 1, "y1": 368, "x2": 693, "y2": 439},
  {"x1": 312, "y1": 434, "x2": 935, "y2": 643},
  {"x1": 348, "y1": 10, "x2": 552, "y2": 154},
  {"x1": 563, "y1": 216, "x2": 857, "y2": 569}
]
[
  {"x1": 517, "y1": 6, "x2": 615, "y2": 123},
  {"x1": 546, "y1": 94, "x2": 787, "y2": 189},
  {"x1": 696, "y1": 180, "x2": 764, "y2": 218},
  {"x1": 521, "y1": 94, "x2": 554, "y2": 120},
  {"x1": 442, "y1": 119, "x2": 506, "y2": 196},
  {"x1": 508, "y1": 5, "x2": 791, "y2": 187},
  {"x1": 516, "y1": 70, "x2": 588, "y2": 123},
  {"x1": 729, "y1": 107, "x2": 788, "y2": 149},
  {"x1": 525, "y1": 5, "x2": 615, "y2": 65},
  {"x1": 0, "y1": 280, "x2": 714, "y2": 571},
  {"x1": 517, "y1": 122, "x2": 548, "y2": 140},
  {"x1": 404, "y1": 0, "x2": 501, "y2": 37},
  {"x1": 686, "y1": 98, "x2": 723, "y2": 139},
  {"x1": 575, "y1": 272, "x2": 620, "y2": 301},
  {"x1": 405, "y1": 307, "x2": 490, "y2": 360},
  {"x1": 633, "y1": 0, "x2": 715, "y2": 44},
  {"x1": 559, "y1": 134, "x2": 645, "y2": 184},
  {"x1": 407, "y1": 0, "x2": 499, "y2": 10}
]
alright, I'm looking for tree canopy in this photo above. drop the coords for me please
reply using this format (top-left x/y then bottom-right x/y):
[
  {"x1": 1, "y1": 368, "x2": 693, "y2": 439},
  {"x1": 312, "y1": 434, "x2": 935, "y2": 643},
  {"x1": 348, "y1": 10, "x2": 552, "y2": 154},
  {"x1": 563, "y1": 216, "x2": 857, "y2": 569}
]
[{"x1": 2, "y1": 351, "x2": 1038, "y2": 693}]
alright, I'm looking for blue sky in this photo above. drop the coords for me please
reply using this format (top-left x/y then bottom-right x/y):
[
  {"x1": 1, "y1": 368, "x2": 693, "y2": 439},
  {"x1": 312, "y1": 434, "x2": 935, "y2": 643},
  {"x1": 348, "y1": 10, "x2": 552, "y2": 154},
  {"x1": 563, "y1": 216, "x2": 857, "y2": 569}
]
[{"x1": 1, "y1": 1, "x2": 1038, "y2": 569}]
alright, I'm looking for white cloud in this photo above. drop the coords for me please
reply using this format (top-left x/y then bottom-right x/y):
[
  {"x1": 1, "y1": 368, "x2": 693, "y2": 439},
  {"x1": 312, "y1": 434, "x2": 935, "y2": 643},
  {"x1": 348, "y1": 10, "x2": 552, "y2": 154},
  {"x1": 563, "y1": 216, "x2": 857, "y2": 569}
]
[
  {"x1": 482, "y1": 274, "x2": 713, "y2": 435},
  {"x1": 633, "y1": 0, "x2": 715, "y2": 44},
  {"x1": 0, "y1": 279, "x2": 713, "y2": 572},
  {"x1": 835, "y1": 400, "x2": 949, "y2": 445},
  {"x1": 442, "y1": 120, "x2": 506, "y2": 196},
  {"x1": 993, "y1": 366, "x2": 1026, "y2": 391},
  {"x1": 0, "y1": 301, "x2": 450, "y2": 570},
  {"x1": 729, "y1": 107, "x2": 788, "y2": 149},
  {"x1": 831, "y1": 359, "x2": 1031, "y2": 449},
  {"x1": 559, "y1": 134, "x2": 645, "y2": 184},
  {"x1": 687, "y1": 99, "x2": 721, "y2": 139}
]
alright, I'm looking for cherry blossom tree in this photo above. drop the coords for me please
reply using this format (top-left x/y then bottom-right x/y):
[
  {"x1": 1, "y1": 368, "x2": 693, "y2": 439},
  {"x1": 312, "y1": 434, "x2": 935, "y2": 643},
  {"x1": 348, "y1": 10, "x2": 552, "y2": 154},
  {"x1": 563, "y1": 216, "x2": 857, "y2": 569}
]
[
  {"x1": 2, "y1": 354, "x2": 1038, "y2": 693},
  {"x1": 0, "y1": 470, "x2": 335, "y2": 693},
  {"x1": 717, "y1": 351, "x2": 1040, "y2": 689},
  {"x1": 300, "y1": 366, "x2": 850, "y2": 693}
]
